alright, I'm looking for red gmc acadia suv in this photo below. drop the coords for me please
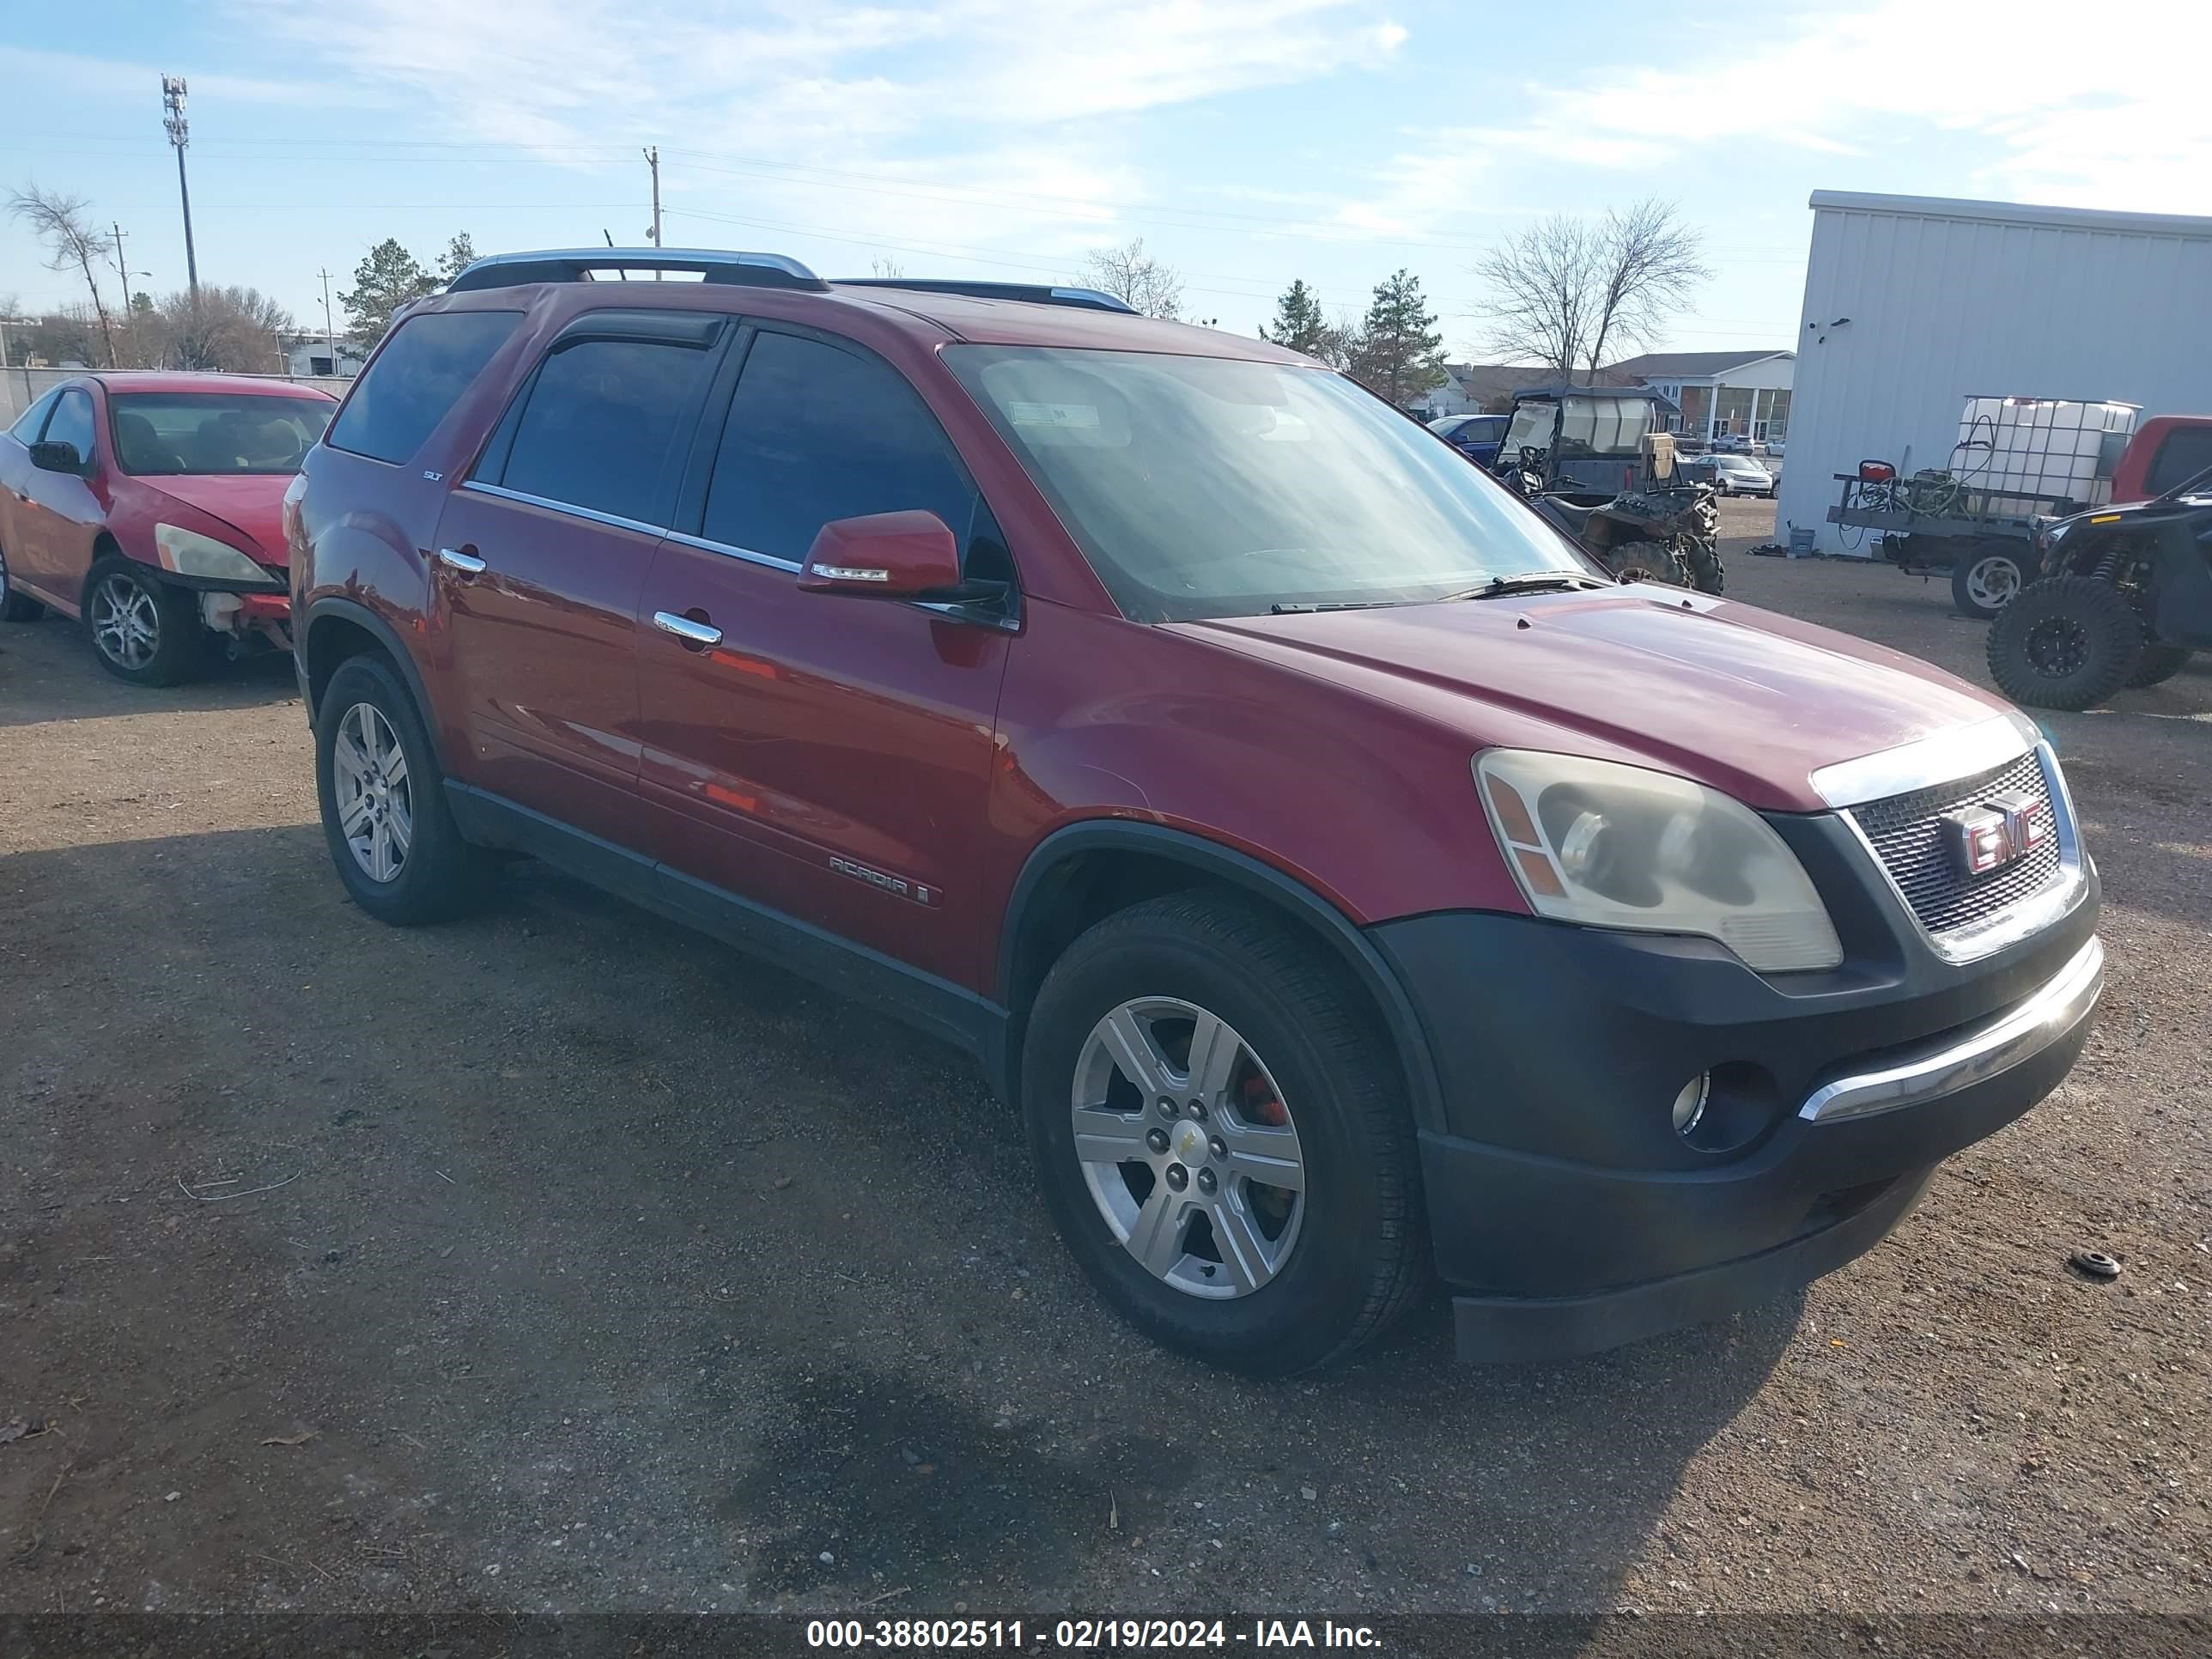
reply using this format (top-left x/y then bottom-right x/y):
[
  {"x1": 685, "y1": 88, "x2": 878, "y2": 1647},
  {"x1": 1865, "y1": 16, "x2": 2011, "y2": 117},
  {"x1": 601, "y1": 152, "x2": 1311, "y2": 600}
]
[{"x1": 287, "y1": 249, "x2": 2103, "y2": 1374}]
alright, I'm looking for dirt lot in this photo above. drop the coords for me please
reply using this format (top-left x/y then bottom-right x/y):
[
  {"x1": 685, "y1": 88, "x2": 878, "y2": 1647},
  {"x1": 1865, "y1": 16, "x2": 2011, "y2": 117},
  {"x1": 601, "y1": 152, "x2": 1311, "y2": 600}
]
[{"x1": 3, "y1": 501, "x2": 2208, "y2": 1626}]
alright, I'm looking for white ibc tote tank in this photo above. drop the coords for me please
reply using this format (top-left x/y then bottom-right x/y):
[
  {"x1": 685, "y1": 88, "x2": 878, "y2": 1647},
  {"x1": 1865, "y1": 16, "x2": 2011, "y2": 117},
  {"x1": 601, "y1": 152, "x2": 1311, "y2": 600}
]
[{"x1": 1953, "y1": 396, "x2": 2139, "y2": 514}]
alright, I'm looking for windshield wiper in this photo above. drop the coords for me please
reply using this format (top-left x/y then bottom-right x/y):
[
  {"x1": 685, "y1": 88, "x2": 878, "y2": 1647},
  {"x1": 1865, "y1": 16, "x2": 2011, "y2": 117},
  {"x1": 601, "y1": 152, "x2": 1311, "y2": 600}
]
[
  {"x1": 1268, "y1": 599, "x2": 1396, "y2": 614},
  {"x1": 1438, "y1": 571, "x2": 1608, "y2": 602}
]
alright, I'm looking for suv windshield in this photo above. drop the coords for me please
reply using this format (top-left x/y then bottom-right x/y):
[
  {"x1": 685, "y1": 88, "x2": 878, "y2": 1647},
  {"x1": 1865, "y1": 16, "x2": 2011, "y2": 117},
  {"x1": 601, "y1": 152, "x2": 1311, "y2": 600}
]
[
  {"x1": 946, "y1": 347, "x2": 1583, "y2": 622},
  {"x1": 110, "y1": 392, "x2": 334, "y2": 477}
]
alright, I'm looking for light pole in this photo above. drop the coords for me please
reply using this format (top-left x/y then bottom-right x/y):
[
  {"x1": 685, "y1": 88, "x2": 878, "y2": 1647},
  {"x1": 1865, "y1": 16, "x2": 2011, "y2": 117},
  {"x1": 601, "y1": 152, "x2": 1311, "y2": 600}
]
[{"x1": 162, "y1": 76, "x2": 199, "y2": 300}]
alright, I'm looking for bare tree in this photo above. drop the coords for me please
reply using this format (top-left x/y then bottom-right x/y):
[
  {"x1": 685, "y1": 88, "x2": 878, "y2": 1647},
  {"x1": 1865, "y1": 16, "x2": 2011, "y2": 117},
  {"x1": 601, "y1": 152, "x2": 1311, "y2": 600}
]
[
  {"x1": 7, "y1": 185, "x2": 117, "y2": 368},
  {"x1": 1582, "y1": 199, "x2": 1711, "y2": 381},
  {"x1": 151, "y1": 286, "x2": 296, "y2": 373},
  {"x1": 1078, "y1": 238, "x2": 1182, "y2": 320},
  {"x1": 1472, "y1": 216, "x2": 1594, "y2": 380},
  {"x1": 869, "y1": 256, "x2": 906, "y2": 279},
  {"x1": 1474, "y1": 199, "x2": 1709, "y2": 384}
]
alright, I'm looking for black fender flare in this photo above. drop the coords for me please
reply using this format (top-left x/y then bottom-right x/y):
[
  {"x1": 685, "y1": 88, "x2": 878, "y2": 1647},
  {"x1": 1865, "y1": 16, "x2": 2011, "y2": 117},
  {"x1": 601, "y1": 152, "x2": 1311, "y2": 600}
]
[
  {"x1": 298, "y1": 597, "x2": 446, "y2": 770},
  {"x1": 995, "y1": 819, "x2": 1447, "y2": 1133}
]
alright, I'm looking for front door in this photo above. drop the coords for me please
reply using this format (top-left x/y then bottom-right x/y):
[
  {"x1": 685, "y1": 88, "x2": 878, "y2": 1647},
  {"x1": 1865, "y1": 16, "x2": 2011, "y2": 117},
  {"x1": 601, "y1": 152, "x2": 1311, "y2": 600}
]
[
  {"x1": 634, "y1": 325, "x2": 1014, "y2": 989},
  {"x1": 12, "y1": 386, "x2": 103, "y2": 604},
  {"x1": 434, "y1": 314, "x2": 726, "y2": 846}
]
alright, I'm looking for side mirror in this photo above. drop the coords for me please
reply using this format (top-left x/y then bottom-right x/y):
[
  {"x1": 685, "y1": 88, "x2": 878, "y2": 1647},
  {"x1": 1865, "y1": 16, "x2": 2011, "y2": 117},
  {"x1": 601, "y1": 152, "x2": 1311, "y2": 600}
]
[
  {"x1": 29, "y1": 439, "x2": 83, "y2": 474},
  {"x1": 798, "y1": 511, "x2": 963, "y2": 599}
]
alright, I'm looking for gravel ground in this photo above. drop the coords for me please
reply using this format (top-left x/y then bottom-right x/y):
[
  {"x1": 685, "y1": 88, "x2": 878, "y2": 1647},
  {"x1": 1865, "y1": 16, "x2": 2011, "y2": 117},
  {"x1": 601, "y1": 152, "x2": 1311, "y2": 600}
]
[{"x1": 2, "y1": 501, "x2": 2207, "y2": 1626}]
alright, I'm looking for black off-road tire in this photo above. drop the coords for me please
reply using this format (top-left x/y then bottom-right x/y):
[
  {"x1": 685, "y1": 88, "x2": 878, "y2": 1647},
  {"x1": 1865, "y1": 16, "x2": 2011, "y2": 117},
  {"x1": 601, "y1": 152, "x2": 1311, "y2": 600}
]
[
  {"x1": 0, "y1": 539, "x2": 46, "y2": 621},
  {"x1": 1021, "y1": 892, "x2": 1428, "y2": 1376},
  {"x1": 1605, "y1": 539, "x2": 1689, "y2": 586},
  {"x1": 82, "y1": 555, "x2": 204, "y2": 686},
  {"x1": 315, "y1": 653, "x2": 490, "y2": 925},
  {"x1": 1686, "y1": 540, "x2": 1726, "y2": 594},
  {"x1": 1986, "y1": 576, "x2": 2143, "y2": 711},
  {"x1": 2125, "y1": 643, "x2": 2192, "y2": 689}
]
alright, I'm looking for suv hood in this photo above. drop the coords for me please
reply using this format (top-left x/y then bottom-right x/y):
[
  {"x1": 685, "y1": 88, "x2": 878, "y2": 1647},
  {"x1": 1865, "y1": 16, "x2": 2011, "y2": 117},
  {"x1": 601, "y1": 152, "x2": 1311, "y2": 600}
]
[
  {"x1": 1179, "y1": 586, "x2": 2010, "y2": 813},
  {"x1": 143, "y1": 474, "x2": 294, "y2": 565}
]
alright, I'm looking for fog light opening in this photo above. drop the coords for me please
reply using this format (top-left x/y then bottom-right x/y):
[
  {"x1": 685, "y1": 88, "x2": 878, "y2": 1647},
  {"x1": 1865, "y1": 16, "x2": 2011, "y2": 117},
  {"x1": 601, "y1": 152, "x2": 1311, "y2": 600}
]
[{"x1": 1671, "y1": 1073, "x2": 1711, "y2": 1137}]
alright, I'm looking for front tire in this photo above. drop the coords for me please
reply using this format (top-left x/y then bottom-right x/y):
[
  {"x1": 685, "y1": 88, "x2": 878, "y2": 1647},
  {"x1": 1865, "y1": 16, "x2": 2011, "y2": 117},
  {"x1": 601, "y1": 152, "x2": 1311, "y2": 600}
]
[
  {"x1": 315, "y1": 653, "x2": 489, "y2": 924},
  {"x1": 1986, "y1": 576, "x2": 2143, "y2": 710},
  {"x1": 1021, "y1": 893, "x2": 1427, "y2": 1375},
  {"x1": 1604, "y1": 539, "x2": 1691, "y2": 586},
  {"x1": 84, "y1": 556, "x2": 203, "y2": 685}
]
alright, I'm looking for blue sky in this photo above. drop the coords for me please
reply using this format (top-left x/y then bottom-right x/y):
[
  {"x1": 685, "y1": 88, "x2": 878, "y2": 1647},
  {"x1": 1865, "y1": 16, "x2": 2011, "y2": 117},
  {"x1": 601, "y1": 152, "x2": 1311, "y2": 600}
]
[{"x1": 4, "y1": 0, "x2": 2206, "y2": 359}]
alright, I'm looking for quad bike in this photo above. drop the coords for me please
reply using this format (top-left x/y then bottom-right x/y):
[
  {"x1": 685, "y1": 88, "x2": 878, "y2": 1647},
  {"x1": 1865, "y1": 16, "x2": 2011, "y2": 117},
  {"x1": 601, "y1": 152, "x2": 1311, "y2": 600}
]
[
  {"x1": 1985, "y1": 462, "x2": 2212, "y2": 709},
  {"x1": 1524, "y1": 479, "x2": 1724, "y2": 593},
  {"x1": 1491, "y1": 386, "x2": 1724, "y2": 593}
]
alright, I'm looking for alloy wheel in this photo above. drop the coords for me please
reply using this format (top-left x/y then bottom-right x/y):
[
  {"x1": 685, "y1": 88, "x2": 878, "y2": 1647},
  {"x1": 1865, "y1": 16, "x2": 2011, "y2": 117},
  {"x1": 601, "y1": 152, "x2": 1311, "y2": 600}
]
[
  {"x1": 1070, "y1": 997, "x2": 1306, "y2": 1298},
  {"x1": 2024, "y1": 615, "x2": 2089, "y2": 679},
  {"x1": 90, "y1": 574, "x2": 160, "y2": 670},
  {"x1": 1965, "y1": 555, "x2": 2022, "y2": 611},
  {"x1": 331, "y1": 702, "x2": 414, "y2": 883}
]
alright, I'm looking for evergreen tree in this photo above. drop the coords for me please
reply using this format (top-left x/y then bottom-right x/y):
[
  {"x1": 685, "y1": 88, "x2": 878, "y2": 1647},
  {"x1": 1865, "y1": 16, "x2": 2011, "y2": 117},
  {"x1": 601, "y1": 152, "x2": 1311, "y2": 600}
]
[
  {"x1": 1348, "y1": 270, "x2": 1446, "y2": 408},
  {"x1": 339, "y1": 239, "x2": 436, "y2": 346},
  {"x1": 437, "y1": 232, "x2": 480, "y2": 283},
  {"x1": 1260, "y1": 279, "x2": 1331, "y2": 356}
]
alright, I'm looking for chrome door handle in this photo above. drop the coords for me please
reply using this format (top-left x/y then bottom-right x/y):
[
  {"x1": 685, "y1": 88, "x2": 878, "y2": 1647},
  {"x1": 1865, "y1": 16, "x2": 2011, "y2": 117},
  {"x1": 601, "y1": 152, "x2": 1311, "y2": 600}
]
[
  {"x1": 653, "y1": 611, "x2": 722, "y2": 647},
  {"x1": 437, "y1": 546, "x2": 487, "y2": 574}
]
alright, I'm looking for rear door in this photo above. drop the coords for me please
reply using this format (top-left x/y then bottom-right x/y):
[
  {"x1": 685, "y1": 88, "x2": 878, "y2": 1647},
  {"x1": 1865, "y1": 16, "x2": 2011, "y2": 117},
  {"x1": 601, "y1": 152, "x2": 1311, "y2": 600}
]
[
  {"x1": 432, "y1": 309, "x2": 726, "y2": 847},
  {"x1": 632, "y1": 323, "x2": 1015, "y2": 988}
]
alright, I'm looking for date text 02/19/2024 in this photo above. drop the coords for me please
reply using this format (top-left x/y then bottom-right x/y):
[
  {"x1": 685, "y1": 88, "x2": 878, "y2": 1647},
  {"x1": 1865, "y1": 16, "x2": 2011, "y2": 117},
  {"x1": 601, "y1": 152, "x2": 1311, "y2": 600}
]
[{"x1": 804, "y1": 1619, "x2": 1382, "y2": 1649}]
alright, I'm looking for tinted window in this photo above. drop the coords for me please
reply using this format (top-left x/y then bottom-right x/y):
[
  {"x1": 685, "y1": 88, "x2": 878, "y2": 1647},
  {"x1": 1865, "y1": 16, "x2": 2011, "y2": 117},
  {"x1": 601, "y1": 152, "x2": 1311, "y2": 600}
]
[
  {"x1": 702, "y1": 331, "x2": 976, "y2": 563},
  {"x1": 2148, "y1": 427, "x2": 2212, "y2": 495},
  {"x1": 328, "y1": 309, "x2": 521, "y2": 465},
  {"x1": 9, "y1": 389, "x2": 59, "y2": 441},
  {"x1": 110, "y1": 393, "x2": 333, "y2": 476},
  {"x1": 43, "y1": 390, "x2": 94, "y2": 460},
  {"x1": 492, "y1": 338, "x2": 717, "y2": 525}
]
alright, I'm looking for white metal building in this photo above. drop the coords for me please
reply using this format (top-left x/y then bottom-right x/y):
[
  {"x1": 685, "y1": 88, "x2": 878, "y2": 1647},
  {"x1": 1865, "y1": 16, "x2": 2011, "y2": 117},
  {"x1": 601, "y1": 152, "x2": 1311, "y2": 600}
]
[{"x1": 1775, "y1": 191, "x2": 2212, "y2": 555}]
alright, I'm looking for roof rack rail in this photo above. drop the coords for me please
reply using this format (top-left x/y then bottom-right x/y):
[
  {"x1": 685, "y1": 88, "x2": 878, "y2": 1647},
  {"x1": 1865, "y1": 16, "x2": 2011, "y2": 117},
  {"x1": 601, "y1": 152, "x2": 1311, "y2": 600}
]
[
  {"x1": 837, "y1": 278, "x2": 1138, "y2": 315},
  {"x1": 447, "y1": 248, "x2": 827, "y2": 294}
]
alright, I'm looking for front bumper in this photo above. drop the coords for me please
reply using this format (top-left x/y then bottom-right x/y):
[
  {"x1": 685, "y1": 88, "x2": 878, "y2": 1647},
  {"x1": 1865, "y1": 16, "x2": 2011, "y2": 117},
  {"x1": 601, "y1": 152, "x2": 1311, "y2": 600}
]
[{"x1": 1371, "y1": 878, "x2": 2101, "y2": 1363}]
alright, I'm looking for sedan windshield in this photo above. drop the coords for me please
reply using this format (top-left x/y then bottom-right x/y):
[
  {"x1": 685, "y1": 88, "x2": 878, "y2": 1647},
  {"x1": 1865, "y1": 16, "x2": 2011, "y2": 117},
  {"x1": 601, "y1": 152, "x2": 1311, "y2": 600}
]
[
  {"x1": 945, "y1": 347, "x2": 1587, "y2": 622},
  {"x1": 108, "y1": 392, "x2": 335, "y2": 477}
]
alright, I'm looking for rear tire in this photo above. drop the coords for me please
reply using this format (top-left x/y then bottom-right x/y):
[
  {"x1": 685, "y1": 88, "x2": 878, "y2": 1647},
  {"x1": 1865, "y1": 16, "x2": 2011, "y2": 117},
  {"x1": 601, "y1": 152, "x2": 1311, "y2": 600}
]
[
  {"x1": 1021, "y1": 892, "x2": 1428, "y2": 1376},
  {"x1": 315, "y1": 653, "x2": 489, "y2": 924},
  {"x1": 83, "y1": 556, "x2": 204, "y2": 685},
  {"x1": 2125, "y1": 643, "x2": 2192, "y2": 689},
  {"x1": 1985, "y1": 576, "x2": 2142, "y2": 710},
  {"x1": 0, "y1": 541, "x2": 46, "y2": 621}
]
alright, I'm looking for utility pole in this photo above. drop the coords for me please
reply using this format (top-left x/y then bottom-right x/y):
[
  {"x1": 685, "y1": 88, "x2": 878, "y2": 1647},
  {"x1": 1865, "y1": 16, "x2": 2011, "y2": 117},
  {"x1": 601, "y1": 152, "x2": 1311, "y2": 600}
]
[
  {"x1": 162, "y1": 76, "x2": 199, "y2": 300},
  {"x1": 317, "y1": 267, "x2": 337, "y2": 358},
  {"x1": 643, "y1": 146, "x2": 662, "y2": 248},
  {"x1": 112, "y1": 224, "x2": 138, "y2": 315}
]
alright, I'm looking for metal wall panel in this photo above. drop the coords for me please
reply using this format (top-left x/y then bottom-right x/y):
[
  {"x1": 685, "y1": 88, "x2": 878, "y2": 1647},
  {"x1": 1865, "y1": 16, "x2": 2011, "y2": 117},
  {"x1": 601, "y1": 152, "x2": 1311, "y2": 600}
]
[{"x1": 1776, "y1": 195, "x2": 2212, "y2": 554}]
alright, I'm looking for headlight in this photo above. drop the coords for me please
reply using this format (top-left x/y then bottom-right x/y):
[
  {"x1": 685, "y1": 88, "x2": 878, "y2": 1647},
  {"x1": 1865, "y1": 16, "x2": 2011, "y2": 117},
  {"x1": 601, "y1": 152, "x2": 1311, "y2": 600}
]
[
  {"x1": 1475, "y1": 750, "x2": 1844, "y2": 973},
  {"x1": 154, "y1": 523, "x2": 272, "y2": 584}
]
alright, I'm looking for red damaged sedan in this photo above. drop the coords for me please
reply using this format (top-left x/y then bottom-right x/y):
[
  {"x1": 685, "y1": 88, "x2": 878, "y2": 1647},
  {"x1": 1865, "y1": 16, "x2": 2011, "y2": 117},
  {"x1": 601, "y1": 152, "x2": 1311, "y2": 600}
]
[{"x1": 0, "y1": 371, "x2": 336, "y2": 684}]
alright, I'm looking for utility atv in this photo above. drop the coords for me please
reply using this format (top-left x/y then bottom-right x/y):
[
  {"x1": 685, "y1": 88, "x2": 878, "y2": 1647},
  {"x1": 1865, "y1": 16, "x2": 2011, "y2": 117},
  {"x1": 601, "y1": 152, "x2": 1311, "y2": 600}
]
[
  {"x1": 1492, "y1": 386, "x2": 1723, "y2": 593},
  {"x1": 1985, "y1": 463, "x2": 2212, "y2": 709}
]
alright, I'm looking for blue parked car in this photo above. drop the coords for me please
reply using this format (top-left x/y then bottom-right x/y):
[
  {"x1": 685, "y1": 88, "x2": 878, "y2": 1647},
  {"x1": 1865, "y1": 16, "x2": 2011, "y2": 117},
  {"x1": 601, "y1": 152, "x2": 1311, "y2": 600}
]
[{"x1": 1427, "y1": 412, "x2": 1508, "y2": 469}]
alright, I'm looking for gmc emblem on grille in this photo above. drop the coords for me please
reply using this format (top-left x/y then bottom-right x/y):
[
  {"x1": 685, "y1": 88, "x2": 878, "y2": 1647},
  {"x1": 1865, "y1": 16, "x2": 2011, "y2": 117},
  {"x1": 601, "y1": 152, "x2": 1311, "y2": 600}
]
[{"x1": 1942, "y1": 789, "x2": 2050, "y2": 876}]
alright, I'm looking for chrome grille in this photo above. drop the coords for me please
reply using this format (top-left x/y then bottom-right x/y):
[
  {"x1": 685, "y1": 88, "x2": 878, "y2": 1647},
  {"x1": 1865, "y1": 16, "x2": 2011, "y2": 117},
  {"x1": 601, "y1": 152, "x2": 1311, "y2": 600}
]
[{"x1": 1848, "y1": 750, "x2": 2063, "y2": 938}]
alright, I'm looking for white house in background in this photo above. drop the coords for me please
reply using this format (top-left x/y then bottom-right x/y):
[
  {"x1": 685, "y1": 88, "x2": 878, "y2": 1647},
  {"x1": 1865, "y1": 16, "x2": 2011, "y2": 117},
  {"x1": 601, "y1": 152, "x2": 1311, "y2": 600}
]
[
  {"x1": 1776, "y1": 190, "x2": 2212, "y2": 556},
  {"x1": 283, "y1": 336, "x2": 365, "y2": 378},
  {"x1": 1412, "y1": 363, "x2": 1554, "y2": 419},
  {"x1": 1608, "y1": 349, "x2": 1796, "y2": 443}
]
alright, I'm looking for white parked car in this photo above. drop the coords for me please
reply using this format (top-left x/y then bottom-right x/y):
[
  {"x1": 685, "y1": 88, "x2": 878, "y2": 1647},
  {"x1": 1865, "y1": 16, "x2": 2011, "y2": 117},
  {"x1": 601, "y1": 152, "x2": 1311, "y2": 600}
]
[{"x1": 1711, "y1": 453, "x2": 1776, "y2": 497}]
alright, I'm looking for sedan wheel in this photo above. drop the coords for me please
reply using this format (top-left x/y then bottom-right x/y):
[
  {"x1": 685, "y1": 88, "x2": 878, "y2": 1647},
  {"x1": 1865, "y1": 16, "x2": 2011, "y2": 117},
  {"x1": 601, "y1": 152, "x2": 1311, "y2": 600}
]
[
  {"x1": 1071, "y1": 997, "x2": 1306, "y2": 1298},
  {"x1": 90, "y1": 573, "x2": 161, "y2": 672},
  {"x1": 331, "y1": 702, "x2": 415, "y2": 884}
]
